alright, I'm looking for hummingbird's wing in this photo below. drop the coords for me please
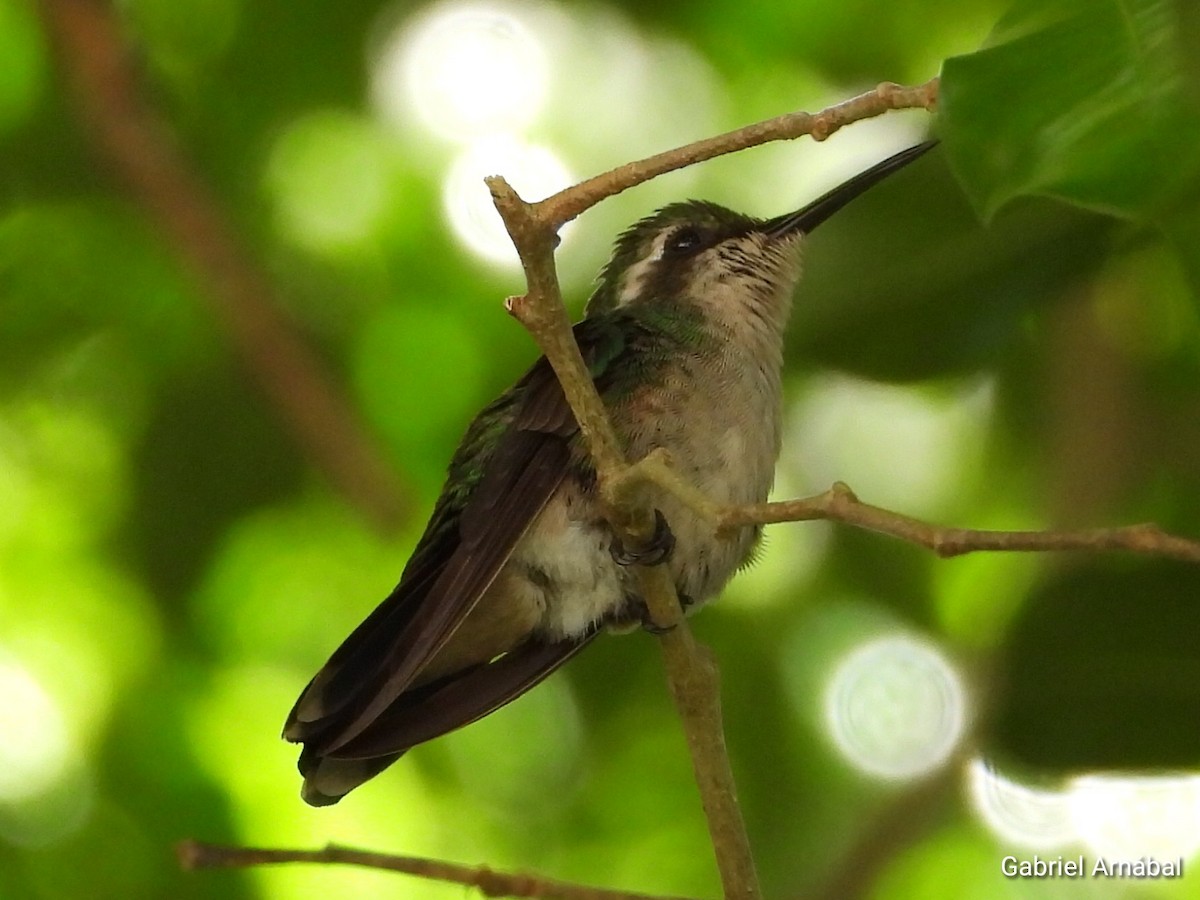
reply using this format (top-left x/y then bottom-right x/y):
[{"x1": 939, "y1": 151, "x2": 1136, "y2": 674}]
[
  {"x1": 284, "y1": 389, "x2": 576, "y2": 749},
  {"x1": 284, "y1": 314, "x2": 650, "y2": 802},
  {"x1": 315, "y1": 629, "x2": 597, "y2": 759}
]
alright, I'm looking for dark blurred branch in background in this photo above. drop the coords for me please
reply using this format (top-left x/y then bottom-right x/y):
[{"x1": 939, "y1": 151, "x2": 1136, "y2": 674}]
[
  {"x1": 814, "y1": 763, "x2": 958, "y2": 900},
  {"x1": 37, "y1": 0, "x2": 408, "y2": 531}
]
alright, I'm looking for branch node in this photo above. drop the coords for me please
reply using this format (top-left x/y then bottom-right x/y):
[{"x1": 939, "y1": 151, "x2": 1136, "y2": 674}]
[
  {"x1": 504, "y1": 294, "x2": 529, "y2": 319},
  {"x1": 485, "y1": 174, "x2": 520, "y2": 206},
  {"x1": 176, "y1": 839, "x2": 204, "y2": 872},
  {"x1": 876, "y1": 80, "x2": 900, "y2": 102},
  {"x1": 830, "y1": 481, "x2": 858, "y2": 503},
  {"x1": 921, "y1": 78, "x2": 941, "y2": 109},
  {"x1": 811, "y1": 116, "x2": 833, "y2": 141}
]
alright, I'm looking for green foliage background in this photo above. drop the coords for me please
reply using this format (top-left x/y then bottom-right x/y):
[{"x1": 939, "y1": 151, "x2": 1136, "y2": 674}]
[{"x1": 2, "y1": 0, "x2": 1200, "y2": 897}]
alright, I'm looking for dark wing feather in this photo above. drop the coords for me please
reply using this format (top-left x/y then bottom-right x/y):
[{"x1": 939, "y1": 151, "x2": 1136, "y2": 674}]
[
  {"x1": 317, "y1": 433, "x2": 571, "y2": 752},
  {"x1": 333, "y1": 628, "x2": 599, "y2": 758},
  {"x1": 284, "y1": 410, "x2": 572, "y2": 753}
]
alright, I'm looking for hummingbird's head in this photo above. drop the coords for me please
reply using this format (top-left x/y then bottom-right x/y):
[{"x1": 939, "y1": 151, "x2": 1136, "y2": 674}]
[
  {"x1": 584, "y1": 200, "x2": 797, "y2": 322},
  {"x1": 584, "y1": 141, "x2": 937, "y2": 323}
]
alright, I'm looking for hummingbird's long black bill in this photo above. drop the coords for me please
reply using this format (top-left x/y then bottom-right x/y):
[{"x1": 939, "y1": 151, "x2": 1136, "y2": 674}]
[{"x1": 764, "y1": 139, "x2": 937, "y2": 238}]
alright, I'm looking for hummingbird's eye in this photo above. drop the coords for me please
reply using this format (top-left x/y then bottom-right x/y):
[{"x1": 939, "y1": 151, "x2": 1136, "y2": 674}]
[{"x1": 664, "y1": 226, "x2": 703, "y2": 257}]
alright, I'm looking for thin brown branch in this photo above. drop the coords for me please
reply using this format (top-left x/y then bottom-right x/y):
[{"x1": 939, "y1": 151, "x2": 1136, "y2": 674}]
[
  {"x1": 37, "y1": 0, "x2": 407, "y2": 530},
  {"x1": 176, "y1": 841, "x2": 697, "y2": 900},
  {"x1": 719, "y1": 482, "x2": 1200, "y2": 563},
  {"x1": 536, "y1": 79, "x2": 939, "y2": 229}
]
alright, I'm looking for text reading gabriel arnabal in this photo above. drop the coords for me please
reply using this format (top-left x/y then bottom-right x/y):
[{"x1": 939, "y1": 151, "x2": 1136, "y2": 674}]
[{"x1": 1001, "y1": 855, "x2": 1183, "y2": 880}]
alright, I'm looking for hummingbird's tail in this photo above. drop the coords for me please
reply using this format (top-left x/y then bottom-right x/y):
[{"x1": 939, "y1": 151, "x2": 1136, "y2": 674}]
[
  {"x1": 297, "y1": 748, "x2": 405, "y2": 807},
  {"x1": 288, "y1": 631, "x2": 598, "y2": 806}
]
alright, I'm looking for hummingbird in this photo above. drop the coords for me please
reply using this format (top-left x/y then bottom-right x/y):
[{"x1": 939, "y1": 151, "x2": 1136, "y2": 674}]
[{"x1": 284, "y1": 140, "x2": 936, "y2": 806}]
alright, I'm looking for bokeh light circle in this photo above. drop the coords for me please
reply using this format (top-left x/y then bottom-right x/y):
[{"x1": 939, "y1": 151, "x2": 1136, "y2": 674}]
[
  {"x1": 823, "y1": 633, "x2": 967, "y2": 780},
  {"x1": 969, "y1": 759, "x2": 1200, "y2": 864},
  {"x1": 373, "y1": 1, "x2": 549, "y2": 141},
  {"x1": 443, "y1": 135, "x2": 573, "y2": 264},
  {"x1": 265, "y1": 111, "x2": 394, "y2": 252},
  {"x1": 0, "y1": 654, "x2": 71, "y2": 802}
]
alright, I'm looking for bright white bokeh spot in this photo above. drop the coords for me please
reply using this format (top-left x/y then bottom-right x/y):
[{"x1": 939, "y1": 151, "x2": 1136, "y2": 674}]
[
  {"x1": 364, "y1": 1, "x2": 734, "y2": 276},
  {"x1": 967, "y1": 758, "x2": 1075, "y2": 849},
  {"x1": 1068, "y1": 773, "x2": 1200, "y2": 861},
  {"x1": 0, "y1": 655, "x2": 71, "y2": 802},
  {"x1": 373, "y1": 1, "x2": 549, "y2": 141},
  {"x1": 444, "y1": 135, "x2": 573, "y2": 265},
  {"x1": 968, "y1": 760, "x2": 1200, "y2": 863},
  {"x1": 788, "y1": 374, "x2": 994, "y2": 516},
  {"x1": 823, "y1": 633, "x2": 967, "y2": 780}
]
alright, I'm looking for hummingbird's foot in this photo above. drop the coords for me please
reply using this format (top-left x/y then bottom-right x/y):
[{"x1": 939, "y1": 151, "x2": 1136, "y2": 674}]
[
  {"x1": 637, "y1": 592, "x2": 693, "y2": 634},
  {"x1": 640, "y1": 616, "x2": 676, "y2": 636},
  {"x1": 610, "y1": 509, "x2": 676, "y2": 567}
]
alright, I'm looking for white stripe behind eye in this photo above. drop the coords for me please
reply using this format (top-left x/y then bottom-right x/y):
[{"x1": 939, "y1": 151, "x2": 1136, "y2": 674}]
[{"x1": 614, "y1": 229, "x2": 672, "y2": 308}]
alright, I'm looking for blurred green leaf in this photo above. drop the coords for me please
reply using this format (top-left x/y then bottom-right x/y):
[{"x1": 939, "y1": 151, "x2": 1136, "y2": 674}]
[
  {"x1": 352, "y1": 303, "x2": 486, "y2": 490},
  {"x1": 989, "y1": 560, "x2": 1200, "y2": 770},
  {"x1": 941, "y1": 0, "x2": 1200, "y2": 223},
  {"x1": 0, "y1": 0, "x2": 47, "y2": 133},
  {"x1": 120, "y1": 0, "x2": 241, "y2": 85},
  {"x1": 794, "y1": 159, "x2": 1112, "y2": 381},
  {"x1": 0, "y1": 204, "x2": 213, "y2": 377}
]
